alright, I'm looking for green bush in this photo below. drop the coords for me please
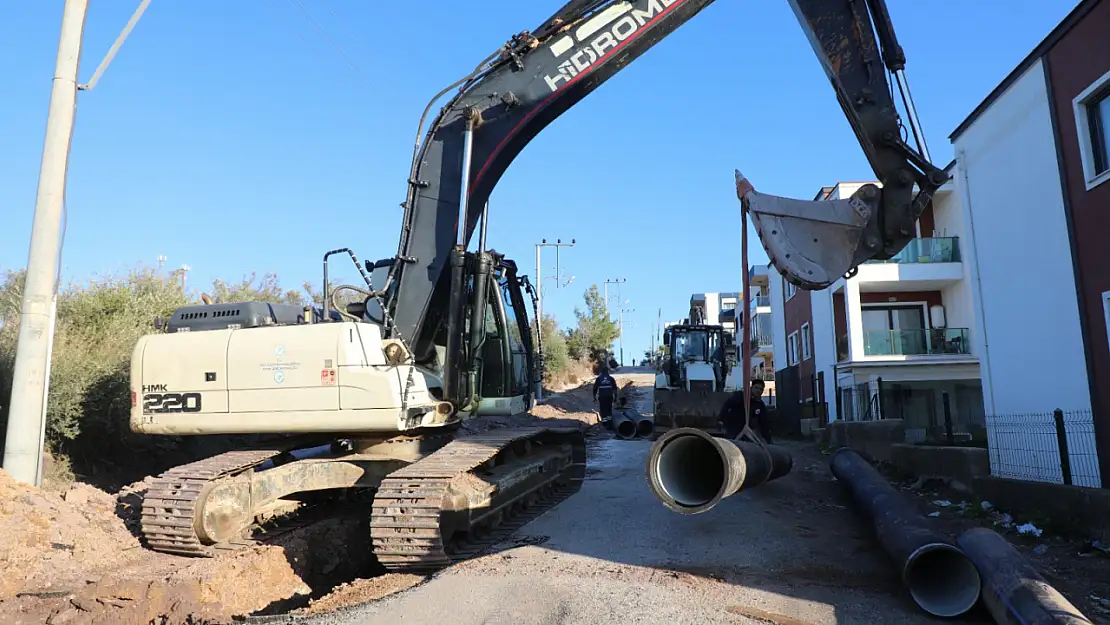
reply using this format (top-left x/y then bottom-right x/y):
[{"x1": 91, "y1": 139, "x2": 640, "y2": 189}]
[
  {"x1": 0, "y1": 266, "x2": 322, "y2": 484},
  {"x1": 538, "y1": 314, "x2": 569, "y2": 378}
]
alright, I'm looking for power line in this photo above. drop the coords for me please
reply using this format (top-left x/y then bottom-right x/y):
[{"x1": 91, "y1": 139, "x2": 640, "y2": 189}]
[
  {"x1": 284, "y1": 0, "x2": 372, "y2": 83},
  {"x1": 315, "y1": 0, "x2": 373, "y2": 66},
  {"x1": 262, "y1": 0, "x2": 326, "y2": 61}
]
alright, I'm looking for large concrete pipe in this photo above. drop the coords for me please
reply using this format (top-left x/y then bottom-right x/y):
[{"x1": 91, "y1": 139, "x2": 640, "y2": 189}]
[
  {"x1": 829, "y1": 448, "x2": 981, "y2": 618},
  {"x1": 646, "y1": 427, "x2": 792, "y2": 514},
  {"x1": 611, "y1": 409, "x2": 636, "y2": 440},
  {"x1": 957, "y1": 527, "x2": 1092, "y2": 625},
  {"x1": 623, "y1": 408, "x2": 655, "y2": 438}
]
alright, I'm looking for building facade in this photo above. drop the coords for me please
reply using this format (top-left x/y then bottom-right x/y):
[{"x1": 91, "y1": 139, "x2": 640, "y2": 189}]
[
  {"x1": 769, "y1": 177, "x2": 985, "y2": 442},
  {"x1": 949, "y1": 0, "x2": 1108, "y2": 487}
]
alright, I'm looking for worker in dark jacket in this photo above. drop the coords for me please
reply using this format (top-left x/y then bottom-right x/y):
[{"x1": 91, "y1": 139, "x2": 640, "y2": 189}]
[
  {"x1": 593, "y1": 366, "x2": 618, "y2": 428},
  {"x1": 719, "y1": 379, "x2": 772, "y2": 443}
]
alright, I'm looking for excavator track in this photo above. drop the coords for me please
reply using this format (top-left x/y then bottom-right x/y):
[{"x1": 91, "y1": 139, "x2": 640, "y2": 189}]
[
  {"x1": 140, "y1": 445, "x2": 333, "y2": 557},
  {"x1": 370, "y1": 426, "x2": 587, "y2": 572}
]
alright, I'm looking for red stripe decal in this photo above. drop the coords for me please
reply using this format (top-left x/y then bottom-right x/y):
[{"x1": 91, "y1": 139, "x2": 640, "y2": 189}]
[{"x1": 468, "y1": 0, "x2": 687, "y2": 196}]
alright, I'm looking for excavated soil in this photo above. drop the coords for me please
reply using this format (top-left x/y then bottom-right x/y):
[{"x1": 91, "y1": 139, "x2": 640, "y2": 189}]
[{"x1": 0, "y1": 379, "x2": 612, "y2": 625}]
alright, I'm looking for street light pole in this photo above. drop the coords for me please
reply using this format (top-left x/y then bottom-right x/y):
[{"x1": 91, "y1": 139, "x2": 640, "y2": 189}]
[{"x1": 3, "y1": 0, "x2": 90, "y2": 485}]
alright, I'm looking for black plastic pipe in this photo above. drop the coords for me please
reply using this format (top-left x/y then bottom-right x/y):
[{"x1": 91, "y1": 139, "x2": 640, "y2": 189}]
[
  {"x1": 623, "y1": 408, "x2": 655, "y2": 438},
  {"x1": 611, "y1": 410, "x2": 636, "y2": 440},
  {"x1": 957, "y1": 527, "x2": 1093, "y2": 625},
  {"x1": 646, "y1": 427, "x2": 792, "y2": 514},
  {"x1": 829, "y1": 448, "x2": 981, "y2": 618}
]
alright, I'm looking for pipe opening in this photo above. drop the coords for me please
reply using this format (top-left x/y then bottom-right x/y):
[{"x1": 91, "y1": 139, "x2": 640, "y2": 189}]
[
  {"x1": 655, "y1": 434, "x2": 724, "y2": 507},
  {"x1": 635, "y1": 419, "x2": 654, "y2": 437},
  {"x1": 615, "y1": 419, "x2": 636, "y2": 439},
  {"x1": 905, "y1": 543, "x2": 982, "y2": 618}
]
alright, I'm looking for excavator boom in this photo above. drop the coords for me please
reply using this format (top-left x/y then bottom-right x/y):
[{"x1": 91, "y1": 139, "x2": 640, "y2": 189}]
[{"x1": 385, "y1": 0, "x2": 947, "y2": 363}]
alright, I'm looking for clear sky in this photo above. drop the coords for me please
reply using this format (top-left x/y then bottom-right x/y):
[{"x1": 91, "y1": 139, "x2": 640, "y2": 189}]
[{"x1": 0, "y1": 0, "x2": 1081, "y2": 362}]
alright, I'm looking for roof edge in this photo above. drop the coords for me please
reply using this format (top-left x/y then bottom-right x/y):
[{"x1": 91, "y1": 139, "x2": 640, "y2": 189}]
[{"x1": 948, "y1": 0, "x2": 1099, "y2": 142}]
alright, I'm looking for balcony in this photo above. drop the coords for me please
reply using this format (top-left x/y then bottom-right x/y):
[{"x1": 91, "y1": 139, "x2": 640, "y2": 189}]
[
  {"x1": 863, "y1": 328, "x2": 971, "y2": 356},
  {"x1": 749, "y1": 332, "x2": 773, "y2": 352},
  {"x1": 751, "y1": 295, "x2": 771, "y2": 308},
  {"x1": 864, "y1": 237, "x2": 960, "y2": 264}
]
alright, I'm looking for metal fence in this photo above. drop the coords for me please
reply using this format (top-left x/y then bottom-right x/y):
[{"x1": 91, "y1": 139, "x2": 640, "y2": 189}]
[{"x1": 984, "y1": 409, "x2": 1101, "y2": 488}]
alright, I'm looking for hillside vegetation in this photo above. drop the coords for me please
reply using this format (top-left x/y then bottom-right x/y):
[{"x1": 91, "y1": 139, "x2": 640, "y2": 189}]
[{"x1": 0, "y1": 265, "x2": 620, "y2": 485}]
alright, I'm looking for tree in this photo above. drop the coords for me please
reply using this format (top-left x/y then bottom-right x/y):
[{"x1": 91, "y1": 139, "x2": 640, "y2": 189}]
[
  {"x1": 566, "y1": 284, "x2": 619, "y2": 365},
  {"x1": 207, "y1": 272, "x2": 304, "y2": 305},
  {"x1": 537, "y1": 314, "x2": 569, "y2": 377}
]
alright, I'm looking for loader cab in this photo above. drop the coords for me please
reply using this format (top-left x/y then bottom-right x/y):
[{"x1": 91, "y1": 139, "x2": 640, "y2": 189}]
[{"x1": 660, "y1": 324, "x2": 730, "y2": 391}]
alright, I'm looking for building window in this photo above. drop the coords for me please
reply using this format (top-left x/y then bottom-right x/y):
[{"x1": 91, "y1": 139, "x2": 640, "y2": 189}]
[
  {"x1": 801, "y1": 323, "x2": 812, "y2": 361},
  {"x1": 787, "y1": 331, "x2": 799, "y2": 366},
  {"x1": 1073, "y1": 69, "x2": 1110, "y2": 190},
  {"x1": 785, "y1": 281, "x2": 798, "y2": 301}
]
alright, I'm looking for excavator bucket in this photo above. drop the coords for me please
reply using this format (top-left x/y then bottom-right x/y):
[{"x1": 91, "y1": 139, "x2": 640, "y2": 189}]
[
  {"x1": 652, "y1": 389, "x2": 732, "y2": 436},
  {"x1": 736, "y1": 170, "x2": 883, "y2": 291}
]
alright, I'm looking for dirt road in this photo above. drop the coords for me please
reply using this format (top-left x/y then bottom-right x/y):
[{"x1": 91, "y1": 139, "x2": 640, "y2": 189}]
[{"x1": 273, "y1": 373, "x2": 954, "y2": 625}]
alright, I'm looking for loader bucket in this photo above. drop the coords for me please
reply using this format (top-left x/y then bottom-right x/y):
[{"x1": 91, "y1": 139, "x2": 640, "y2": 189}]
[{"x1": 652, "y1": 389, "x2": 733, "y2": 434}]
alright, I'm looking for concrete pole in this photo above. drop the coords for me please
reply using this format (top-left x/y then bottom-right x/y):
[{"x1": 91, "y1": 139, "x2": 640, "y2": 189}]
[
  {"x1": 34, "y1": 295, "x2": 58, "y2": 486},
  {"x1": 3, "y1": 0, "x2": 89, "y2": 485},
  {"x1": 535, "y1": 244, "x2": 542, "y2": 329}
]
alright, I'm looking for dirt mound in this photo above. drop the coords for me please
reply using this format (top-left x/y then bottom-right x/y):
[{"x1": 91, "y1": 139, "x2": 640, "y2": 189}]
[
  {"x1": 0, "y1": 470, "x2": 144, "y2": 599},
  {"x1": 295, "y1": 573, "x2": 426, "y2": 616}
]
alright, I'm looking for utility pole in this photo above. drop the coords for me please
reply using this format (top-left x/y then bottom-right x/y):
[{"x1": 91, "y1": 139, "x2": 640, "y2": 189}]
[
  {"x1": 533, "y1": 238, "x2": 575, "y2": 330},
  {"x1": 3, "y1": 0, "x2": 90, "y2": 485},
  {"x1": 603, "y1": 277, "x2": 626, "y2": 317},
  {"x1": 179, "y1": 264, "x2": 191, "y2": 293},
  {"x1": 619, "y1": 308, "x2": 635, "y2": 367}
]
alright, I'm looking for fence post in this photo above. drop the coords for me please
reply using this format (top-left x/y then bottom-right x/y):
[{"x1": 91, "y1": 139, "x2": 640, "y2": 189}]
[
  {"x1": 876, "y1": 377, "x2": 884, "y2": 420},
  {"x1": 1053, "y1": 408, "x2": 1072, "y2": 486},
  {"x1": 941, "y1": 391, "x2": 954, "y2": 445}
]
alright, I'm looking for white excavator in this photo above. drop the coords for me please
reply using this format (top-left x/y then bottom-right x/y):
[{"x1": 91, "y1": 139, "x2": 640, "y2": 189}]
[{"x1": 129, "y1": 0, "x2": 947, "y2": 572}]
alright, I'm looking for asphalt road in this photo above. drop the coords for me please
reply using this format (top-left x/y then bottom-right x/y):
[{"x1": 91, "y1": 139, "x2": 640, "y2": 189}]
[{"x1": 290, "y1": 379, "x2": 947, "y2": 625}]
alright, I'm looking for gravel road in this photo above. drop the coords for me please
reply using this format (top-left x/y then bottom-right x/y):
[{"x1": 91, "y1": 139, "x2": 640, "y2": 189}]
[{"x1": 277, "y1": 374, "x2": 961, "y2": 625}]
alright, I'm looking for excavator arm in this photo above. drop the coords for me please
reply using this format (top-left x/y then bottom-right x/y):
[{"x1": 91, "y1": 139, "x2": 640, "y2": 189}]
[{"x1": 384, "y1": 0, "x2": 948, "y2": 361}]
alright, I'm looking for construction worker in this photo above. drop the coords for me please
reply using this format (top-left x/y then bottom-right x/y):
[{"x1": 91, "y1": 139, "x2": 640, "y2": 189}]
[
  {"x1": 719, "y1": 379, "x2": 772, "y2": 443},
  {"x1": 593, "y1": 365, "x2": 618, "y2": 429}
]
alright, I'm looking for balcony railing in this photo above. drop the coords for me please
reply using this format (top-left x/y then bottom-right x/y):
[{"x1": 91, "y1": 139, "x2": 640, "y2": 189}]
[
  {"x1": 863, "y1": 328, "x2": 971, "y2": 356},
  {"x1": 751, "y1": 295, "x2": 770, "y2": 308},
  {"x1": 749, "y1": 332, "x2": 773, "y2": 349},
  {"x1": 864, "y1": 237, "x2": 960, "y2": 264}
]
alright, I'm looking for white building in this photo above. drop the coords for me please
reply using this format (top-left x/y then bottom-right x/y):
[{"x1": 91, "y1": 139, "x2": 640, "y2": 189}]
[
  {"x1": 768, "y1": 177, "x2": 985, "y2": 442},
  {"x1": 946, "y1": 0, "x2": 1107, "y2": 487}
]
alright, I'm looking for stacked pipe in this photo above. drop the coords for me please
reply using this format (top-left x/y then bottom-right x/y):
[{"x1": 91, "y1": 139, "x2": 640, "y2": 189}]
[
  {"x1": 646, "y1": 428, "x2": 793, "y2": 514},
  {"x1": 622, "y1": 408, "x2": 655, "y2": 439},
  {"x1": 829, "y1": 448, "x2": 981, "y2": 618},
  {"x1": 610, "y1": 409, "x2": 637, "y2": 440}
]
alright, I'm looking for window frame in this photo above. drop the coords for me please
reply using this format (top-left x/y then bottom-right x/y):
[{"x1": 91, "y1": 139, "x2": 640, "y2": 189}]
[
  {"x1": 801, "y1": 322, "x2": 812, "y2": 361},
  {"x1": 787, "y1": 331, "x2": 799, "y2": 366},
  {"x1": 785, "y1": 281, "x2": 798, "y2": 301},
  {"x1": 1072, "y1": 68, "x2": 1110, "y2": 191}
]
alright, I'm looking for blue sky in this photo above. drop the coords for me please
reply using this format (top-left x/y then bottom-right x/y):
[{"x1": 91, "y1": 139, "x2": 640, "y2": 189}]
[{"x1": 0, "y1": 0, "x2": 1080, "y2": 361}]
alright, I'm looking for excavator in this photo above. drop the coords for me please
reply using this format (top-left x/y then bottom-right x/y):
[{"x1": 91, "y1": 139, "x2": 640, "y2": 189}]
[{"x1": 130, "y1": 0, "x2": 947, "y2": 572}]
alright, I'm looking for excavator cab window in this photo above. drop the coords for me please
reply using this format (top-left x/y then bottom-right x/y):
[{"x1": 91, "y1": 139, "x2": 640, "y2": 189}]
[
  {"x1": 497, "y1": 276, "x2": 530, "y2": 397},
  {"x1": 478, "y1": 285, "x2": 507, "y2": 398}
]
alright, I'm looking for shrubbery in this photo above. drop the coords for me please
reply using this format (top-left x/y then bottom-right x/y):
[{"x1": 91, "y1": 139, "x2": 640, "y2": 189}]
[{"x1": 0, "y1": 266, "x2": 618, "y2": 482}]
